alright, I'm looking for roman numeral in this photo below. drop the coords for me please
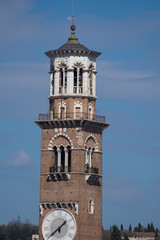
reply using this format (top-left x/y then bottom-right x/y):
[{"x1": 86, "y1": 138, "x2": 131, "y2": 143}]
[
  {"x1": 68, "y1": 233, "x2": 73, "y2": 238},
  {"x1": 70, "y1": 226, "x2": 75, "y2": 230},
  {"x1": 58, "y1": 210, "x2": 61, "y2": 215}
]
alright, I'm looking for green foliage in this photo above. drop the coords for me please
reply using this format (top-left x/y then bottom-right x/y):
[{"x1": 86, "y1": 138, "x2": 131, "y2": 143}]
[
  {"x1": 0, "y1": 220, "x2": 38, "y2": 240},
  {"x1": 124, "y1": 233, "x2": 129, "y2": 240},
  {"x1": 147, "y1": 223, "x2": 155, "y2": 232},
  {"x1": 111, "y1": 225, "x2": 121, "y2": 240},
  {"x1": 134, "y1": 223, "x2": 145, "y2": 232},
  {"x1": 120, "y1": 224, "x2": 124, "y2": 231},
  {"x1": 129, "y1": 224, "x2": 132, "y2": 232},
  {"x1": 155, "y1": 228, "x2": 159, "y2": 237}
]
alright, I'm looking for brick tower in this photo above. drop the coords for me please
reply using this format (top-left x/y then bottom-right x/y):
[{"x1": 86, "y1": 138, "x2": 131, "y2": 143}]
[{"x1": 35, "y1": 24, "x2": 109, "y2": 240}]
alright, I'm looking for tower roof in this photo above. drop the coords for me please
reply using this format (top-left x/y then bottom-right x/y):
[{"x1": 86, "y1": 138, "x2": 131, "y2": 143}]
[{"x1": 45, "y1": 25, "x2": 101, "y2": 58}]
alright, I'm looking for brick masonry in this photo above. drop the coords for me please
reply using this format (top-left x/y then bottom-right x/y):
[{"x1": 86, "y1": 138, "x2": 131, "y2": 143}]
[{"x1": 38, "y1": 126, "x2": 103, "y2": 240}]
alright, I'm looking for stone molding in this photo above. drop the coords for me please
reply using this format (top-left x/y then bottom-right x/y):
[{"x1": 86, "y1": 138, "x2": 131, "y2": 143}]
[{"x1": 39, "y1": 201, "x2": 79, "y2": 216}]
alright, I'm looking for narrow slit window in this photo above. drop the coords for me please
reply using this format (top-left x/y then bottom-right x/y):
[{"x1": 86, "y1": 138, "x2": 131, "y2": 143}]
[
  {"x1": 88, "y1": 198, "x2": 94, "y2": 214},
  {"x1": 74, "y1": 68, "x2": 77, "y2": 86}
]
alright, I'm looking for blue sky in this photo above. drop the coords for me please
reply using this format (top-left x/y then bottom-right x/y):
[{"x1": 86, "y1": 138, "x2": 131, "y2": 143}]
[{"x1": 0, "y1": 0, "x2": 160, "y2": 230}]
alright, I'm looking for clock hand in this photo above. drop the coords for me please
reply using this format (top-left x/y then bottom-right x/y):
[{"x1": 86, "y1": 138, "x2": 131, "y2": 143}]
[
  {"x1": 48, "y1": 220, "x2": 67, "y2": 238},
  {"x1": 58, "y1": 220, "x2": 67, "y2": 233},
  {"x1": 48, "y1": 227, "x2": 59, "y2": 239}
]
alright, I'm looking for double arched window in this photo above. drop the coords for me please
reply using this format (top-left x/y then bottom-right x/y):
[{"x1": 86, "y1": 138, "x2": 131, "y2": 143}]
[
  {"x1": 53, "y1": 146, "x2": 71, "y2": 172},
  {"x1": 85, "y1": 147, "x2": 94, "y2": 173}
]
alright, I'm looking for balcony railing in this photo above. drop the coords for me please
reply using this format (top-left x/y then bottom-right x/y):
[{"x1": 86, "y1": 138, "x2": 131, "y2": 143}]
[
  {"x1": 49, "y1": 166, "x2": 71, "y2": 173},
  {"x1": 59, "y1": 86, "x2": 67, "y2": 94},
  {"x1": 39, "y1": 112, "x2": 106, "y2": 123},
  {"x1": 85, "y1": 166, "x2": 99, "y2": 174},
  {"x1": 49, "y1": 166, "x2": 98, "y2": 174},
  {"x1": 57, "y1": 86, "x2": 96, "y2": 95},
  {"x1": 73, "y1": 86, "x2": 83, "y2": 94}
]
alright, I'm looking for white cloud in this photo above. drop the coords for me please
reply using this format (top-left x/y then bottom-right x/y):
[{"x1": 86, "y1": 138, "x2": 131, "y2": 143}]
[
  {"x1": 97, "y1": 60, "x2": 160, "y2": 100},
  {"x1": 4, "y1": 150, "x2": 31, "y2": 167}
]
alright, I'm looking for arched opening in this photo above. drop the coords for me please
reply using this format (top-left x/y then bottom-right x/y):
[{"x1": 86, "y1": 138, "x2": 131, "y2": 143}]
[
  {"x1": 60, "y1": 146, "x2": 65, "y2": 172},
  {"x1": 79, "y1": 68, "x2": 83, "y2": 93},
  {"x1": 89, "y1": 72, "x2": 93, "y2": 95},
  {"x1": 74, "y1": 101, "x2": 82, "y2": 119},
  {"x1": 67, "y1": 146, "x2": 71, "y2": 172},
  {"x1": 59, "y1": 67, "x2": 67, "y2": 94},
  {"x1": 88, "y1": 104, "x2": 93, "y2": 120},
  {"x1": 88, "y1": 198, "x2": 94, "y2": 214},
  {"x1": 73, "y1": 67, "x2": 83, "y2": 93},
  {"x1": 59, "y1": 102, "x2": 66, "y2": 119}
]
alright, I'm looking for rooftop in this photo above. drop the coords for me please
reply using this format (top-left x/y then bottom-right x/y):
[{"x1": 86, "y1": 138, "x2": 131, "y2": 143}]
[{"x1": 45, "y1": 25, "x2": 101, "y2": 58}]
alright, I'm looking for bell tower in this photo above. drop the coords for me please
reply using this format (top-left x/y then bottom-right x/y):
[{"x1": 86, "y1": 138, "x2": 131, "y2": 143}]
[{"x1": 35, "y1": 25, "x2": 109, "y2": 240}]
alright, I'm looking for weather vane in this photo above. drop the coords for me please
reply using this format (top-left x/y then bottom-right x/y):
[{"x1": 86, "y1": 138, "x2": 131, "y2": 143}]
[{"x1": 67, "y1": 0, "x2": 74, "y2": 25}]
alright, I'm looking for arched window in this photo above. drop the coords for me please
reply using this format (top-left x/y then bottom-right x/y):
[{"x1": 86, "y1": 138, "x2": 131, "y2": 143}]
[
  {"x1": 89, "y1": 72, "x2": 93, "y2": 95},
  {"x1": 88, "y1": 198, "x2": 94, "y2": 214},
  {"x1": 52, "y1": 78, "x2": 54, "y2": 95},
  {"x1": 52, "y1": 145, "x2": 71, "y2": 173},
  {"x1": 59, "y1": 102, "x2": 66, "y2": 119},
  {"x1": 59, "y1": 68, "x2": 67, "y2": 94},
  {"x1": 74, "y1": 68, "x2": 77, "y2": 90},
  {"x1": 67, "y1": 146, "x2": 71, "y2": 172},
  {"x1": 88, "y1": 103, "x2": 93, "y2": 120},
  {"x1": 74, "y1": 101, "x2": 82, "y2": 119},
  {"x1": 85, "y1": 147, "x2": 95, "y2": 173},
  {"x1": 52, "y1": 146, "x2": 58, "y2": 172},
  {"x1": 79, "y1": 68, "x2": 83, "y2": 87},
  {"x1": 60, "y1": 146, "x2": 65, "y2": 172},
  {"x1": 73, "y1": 68, "x2": 83, "y2": 93}
]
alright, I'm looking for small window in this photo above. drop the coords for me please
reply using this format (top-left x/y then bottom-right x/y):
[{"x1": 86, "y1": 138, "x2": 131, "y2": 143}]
[
  {"x1": 75, "y1": 107, "x2": 81, "y2": 118},
  {"x1": 88, "y1": 198, "x2": 94, "y2": 214}
]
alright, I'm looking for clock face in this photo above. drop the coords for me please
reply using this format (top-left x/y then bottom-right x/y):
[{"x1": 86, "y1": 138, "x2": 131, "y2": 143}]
[{"x1": 42, "y1": 209, "x2": 76, "y2": 240}]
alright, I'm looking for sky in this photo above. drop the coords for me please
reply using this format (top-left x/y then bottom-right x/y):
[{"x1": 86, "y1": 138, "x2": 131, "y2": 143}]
[{"x1": 0, "y1": 0, "x2": 160, "y2": 230}]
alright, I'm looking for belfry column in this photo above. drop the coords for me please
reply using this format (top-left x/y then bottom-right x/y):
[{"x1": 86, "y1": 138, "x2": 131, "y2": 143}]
[
  {"x1": 57, "y1": 148, "x2": 61, "y2": 172},
  {"x1": 62, "y1": 68, "x2": 65, "y2": 94},
  {"x1": 77, "y1": 68, "x2": 79, "y2": 93},
  {"x1": 83, "y1": 71, "x2": 88, "y2": 95},
  {"x1": 89, "y1": 149, "x2": 92, "y2": 168},
  {"x1": 65, "y1": 148, "x2": 69, "y2": 172},
  {"x1": 85, "y1": 149, "x2": 88, "y2": 165},
  {"x1": 50, "y1": 73, "x2": 53, "y2": 96},
  {"x1": 54, "y1": 71, "x2": 59, "y2": 95}
]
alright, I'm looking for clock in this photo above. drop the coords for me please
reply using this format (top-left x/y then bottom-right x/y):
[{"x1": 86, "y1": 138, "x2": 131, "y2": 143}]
[{"x1": 42, "y1": 209, "x2": 76, "y2": 240}]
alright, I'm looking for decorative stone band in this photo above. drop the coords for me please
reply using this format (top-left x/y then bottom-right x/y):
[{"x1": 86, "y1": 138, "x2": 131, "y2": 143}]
[
  {"x1": 39, "y1": 201, "x2": 79, "y2": 216},
  {"x1": 48, "y1": 133, "x2": 73, "y2": 150},
  {"x1": 41, "y1": 148, "x2": 102, "y2": 153}
]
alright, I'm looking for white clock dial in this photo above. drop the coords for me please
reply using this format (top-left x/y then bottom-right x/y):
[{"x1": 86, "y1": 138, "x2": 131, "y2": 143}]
[{"x1": 42, "y1": 209, "x2": 76, "y2": 240}]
